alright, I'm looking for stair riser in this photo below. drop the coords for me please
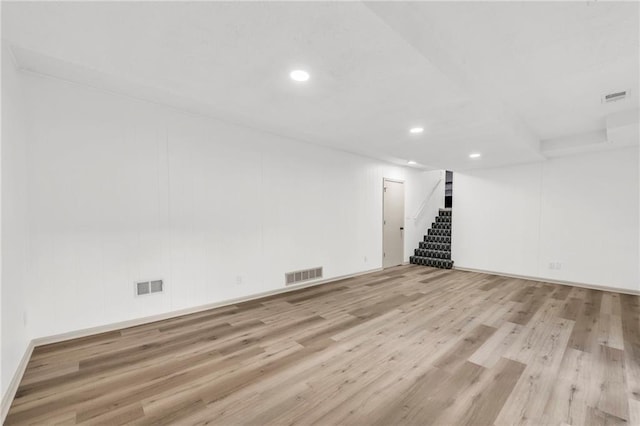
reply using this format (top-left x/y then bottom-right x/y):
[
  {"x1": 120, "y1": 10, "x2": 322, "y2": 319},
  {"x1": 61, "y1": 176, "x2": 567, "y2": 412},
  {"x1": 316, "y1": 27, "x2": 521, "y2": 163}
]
[
  {"x1": 414, "y1": 249, "x2": 451, "y2": 259},
  {"x1": 410, "y1": 256, "x2": 453, "y2": 269},
  {"x1": 427, "y1": 229, "x2": 451, "y2": 237},
  {"x1": 431, "y1": 223, "x2": 451, "y2": 230},
  {"x1": 424, "y1": 236, "x2": 451, "y2": 243},
  {"x1": 419, "y1": 242, "x2": 451, "y2": 251}
]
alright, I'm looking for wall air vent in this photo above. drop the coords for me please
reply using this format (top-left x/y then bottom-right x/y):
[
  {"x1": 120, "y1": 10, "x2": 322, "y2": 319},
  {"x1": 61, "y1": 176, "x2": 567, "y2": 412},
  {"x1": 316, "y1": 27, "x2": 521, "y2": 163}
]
[
  {"x1": 136, "y1": 281, "x2": 150, "y2": 295},
  {"x1": 150, "y1": 280, "x2": 163, "y2": 293},
  {"x1": 602, "y1": 90, "x2": 628, "y2": 103},
  {"x1": 135, "y1": 279, "x2": 164, "y2": 296},
  {"x1": 285, "y1": 267, "x2": 323, "y2": 286}
]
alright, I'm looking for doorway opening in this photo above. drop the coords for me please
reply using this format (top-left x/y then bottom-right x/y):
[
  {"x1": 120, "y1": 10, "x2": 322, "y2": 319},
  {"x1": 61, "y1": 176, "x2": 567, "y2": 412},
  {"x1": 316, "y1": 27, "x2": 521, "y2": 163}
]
[{"x1": 444, "y1": 170, "x2": 453, "y2": 208}]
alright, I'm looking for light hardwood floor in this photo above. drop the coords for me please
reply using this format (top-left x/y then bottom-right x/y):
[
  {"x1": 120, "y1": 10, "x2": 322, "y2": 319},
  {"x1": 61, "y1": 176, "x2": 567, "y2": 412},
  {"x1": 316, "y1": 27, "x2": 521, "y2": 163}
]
[{"x1": 6, "y1": 266, "x2": 640, "y2": 425}]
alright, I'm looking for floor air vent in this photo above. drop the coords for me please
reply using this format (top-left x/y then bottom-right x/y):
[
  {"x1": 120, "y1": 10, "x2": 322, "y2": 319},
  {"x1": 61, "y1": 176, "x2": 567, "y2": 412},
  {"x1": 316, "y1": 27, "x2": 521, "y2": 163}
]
[
  {"x1": 136, "y1": 279, "x2": 164, "y2": 296},
  {"x1": 285, "y1": 267, "x2": 322, "y2": 286}
]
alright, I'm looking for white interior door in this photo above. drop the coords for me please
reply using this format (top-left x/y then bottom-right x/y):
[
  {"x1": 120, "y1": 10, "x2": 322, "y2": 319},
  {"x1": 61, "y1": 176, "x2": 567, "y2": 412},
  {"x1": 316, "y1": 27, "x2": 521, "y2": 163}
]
[{"x1": 383, "y1": 179, "x2": 405, "y2": 268}]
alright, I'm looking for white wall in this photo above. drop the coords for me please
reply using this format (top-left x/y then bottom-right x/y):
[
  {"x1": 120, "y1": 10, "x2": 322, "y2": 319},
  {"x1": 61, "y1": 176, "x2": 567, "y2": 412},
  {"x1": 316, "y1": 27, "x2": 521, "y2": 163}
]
[
  {"x1": 21, "y1": 71, "x2": 439, "y2": 339},
  {"x1": 409, "y1": 170, "x2": 445, "y2": 237},
  {"x1": 1, "y1": 44, "x2": 30, "y2": 398},
  {"x1": 453, "y1": 147, "x2": 640, "y2": 292}
]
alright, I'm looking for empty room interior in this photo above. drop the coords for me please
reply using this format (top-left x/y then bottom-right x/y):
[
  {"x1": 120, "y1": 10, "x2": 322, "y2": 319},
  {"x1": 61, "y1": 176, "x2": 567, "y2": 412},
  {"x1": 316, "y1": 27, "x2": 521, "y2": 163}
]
[{"x1": 1, "y1": 1, "x2": 639, "y2": 425}]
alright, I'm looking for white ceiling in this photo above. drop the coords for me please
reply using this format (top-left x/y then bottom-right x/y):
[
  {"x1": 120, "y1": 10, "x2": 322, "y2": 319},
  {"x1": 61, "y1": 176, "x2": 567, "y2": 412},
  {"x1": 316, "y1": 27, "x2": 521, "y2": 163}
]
[{"x1": 2, "y1": 1, "x2": 638, "y2": 170}]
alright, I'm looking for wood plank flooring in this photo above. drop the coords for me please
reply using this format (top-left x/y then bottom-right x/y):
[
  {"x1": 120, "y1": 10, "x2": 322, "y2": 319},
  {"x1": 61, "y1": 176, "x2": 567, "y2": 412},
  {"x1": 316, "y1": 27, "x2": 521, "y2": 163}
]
[{"x1": 6, "y1": 266, "x2": 640, "y2": 425}]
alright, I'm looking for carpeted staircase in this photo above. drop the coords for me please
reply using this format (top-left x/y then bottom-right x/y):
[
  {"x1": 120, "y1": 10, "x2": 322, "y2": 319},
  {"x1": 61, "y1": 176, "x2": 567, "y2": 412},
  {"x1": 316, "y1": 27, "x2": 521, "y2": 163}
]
[{"x1": 409, "y1": 208, "x2": 453, "y2": 269}]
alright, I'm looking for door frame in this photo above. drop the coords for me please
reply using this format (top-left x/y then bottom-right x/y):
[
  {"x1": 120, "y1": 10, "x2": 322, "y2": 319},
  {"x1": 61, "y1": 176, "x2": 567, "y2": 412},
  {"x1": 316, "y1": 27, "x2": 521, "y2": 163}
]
[{"x1": 382, "y1": 178, "x2": 405, "y2": 268}]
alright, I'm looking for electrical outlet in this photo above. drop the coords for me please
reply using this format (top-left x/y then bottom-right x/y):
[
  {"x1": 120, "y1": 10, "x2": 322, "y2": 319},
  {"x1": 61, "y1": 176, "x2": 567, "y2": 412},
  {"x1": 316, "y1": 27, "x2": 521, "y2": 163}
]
[
  {"x1": 236, "y1": 275, "x2": 243, "y2": 285},
  {"x1": 548, "y1": 262, "x2": 562, "y2": 270},
  {"x1": 364, "y1": 256, "x2": 368, "y2": 263}
]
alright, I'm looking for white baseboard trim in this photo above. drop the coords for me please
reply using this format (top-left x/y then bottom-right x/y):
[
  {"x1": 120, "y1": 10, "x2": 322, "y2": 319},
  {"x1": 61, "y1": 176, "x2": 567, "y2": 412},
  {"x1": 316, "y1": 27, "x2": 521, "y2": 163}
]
[
  {"x1": 454, "y1": 266, "x2": 640, "y2": 296},
  {"x1": 1, "y1": 266, "x2": 382, "y2": 423},
  {"x1": 1, "y1": 340, "x2": 34, "y2": 422},
  {"x1": 32, "y1": 267, "x2": 381, "y2": 347},
  {"x1": 34, "y1": 267, "x2": 383, "y2": 347}
]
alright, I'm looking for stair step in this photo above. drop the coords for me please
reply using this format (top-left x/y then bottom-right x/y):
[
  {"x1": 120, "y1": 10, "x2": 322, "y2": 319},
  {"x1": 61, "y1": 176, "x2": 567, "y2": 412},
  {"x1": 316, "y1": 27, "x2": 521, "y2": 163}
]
[
  {"x1": 414, "y1": 248, "x2": 451, "y2": 259},
  {"x1": 419, "y1": 241, "x2": 451, "y2": 251},
  {"x1": 424, "y1": 235, "x2": 451, "y2": 243},
  {"x1": 431, "y1": 223, "x2": 451, "y2": 230},
  {"x1": 427, "y1": 229, "x2": 451, "y2": 236},
  {"x1": 410, "y1": 256, "x2": 454, "y2": 269},
  {"x1": 435, "y1": 216, "x2": 451, "y2": 223}
]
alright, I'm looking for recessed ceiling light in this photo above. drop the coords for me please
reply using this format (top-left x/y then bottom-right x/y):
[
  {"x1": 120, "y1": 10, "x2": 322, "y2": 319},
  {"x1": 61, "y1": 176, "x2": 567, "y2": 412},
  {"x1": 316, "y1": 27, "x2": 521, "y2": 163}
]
[
  {"x1": 469, "y1": 153, "x2": 481, "y2": 159},
  {"x1": 408, "y1": 160, "x2": 417, "y2": 165},
  {"x1": 290, "y1": 70, "x2": 310, "y2": 82},
  {"x1": 409, "y1": 127, "x2": 424, "y2": 134}
]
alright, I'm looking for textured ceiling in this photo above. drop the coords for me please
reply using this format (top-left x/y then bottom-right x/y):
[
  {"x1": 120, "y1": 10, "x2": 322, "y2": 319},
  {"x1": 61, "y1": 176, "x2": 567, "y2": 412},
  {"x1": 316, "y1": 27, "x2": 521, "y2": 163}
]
[{"x1": 2, "y1": 1, "x2": 638, "y2": 170}]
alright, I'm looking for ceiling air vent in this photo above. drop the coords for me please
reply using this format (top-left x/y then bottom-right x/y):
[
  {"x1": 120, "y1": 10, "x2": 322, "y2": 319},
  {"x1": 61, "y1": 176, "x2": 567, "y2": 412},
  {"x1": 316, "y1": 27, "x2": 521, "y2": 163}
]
[
  {"x1": 136, "y1": 279, "x2": 164, "y2": 296},
  {"x1": 602, "y1": 90, "x2": 628, "y2": 103},
  {"x1": 285, "y1": 267, "x2": 323, "y2": 286}
]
